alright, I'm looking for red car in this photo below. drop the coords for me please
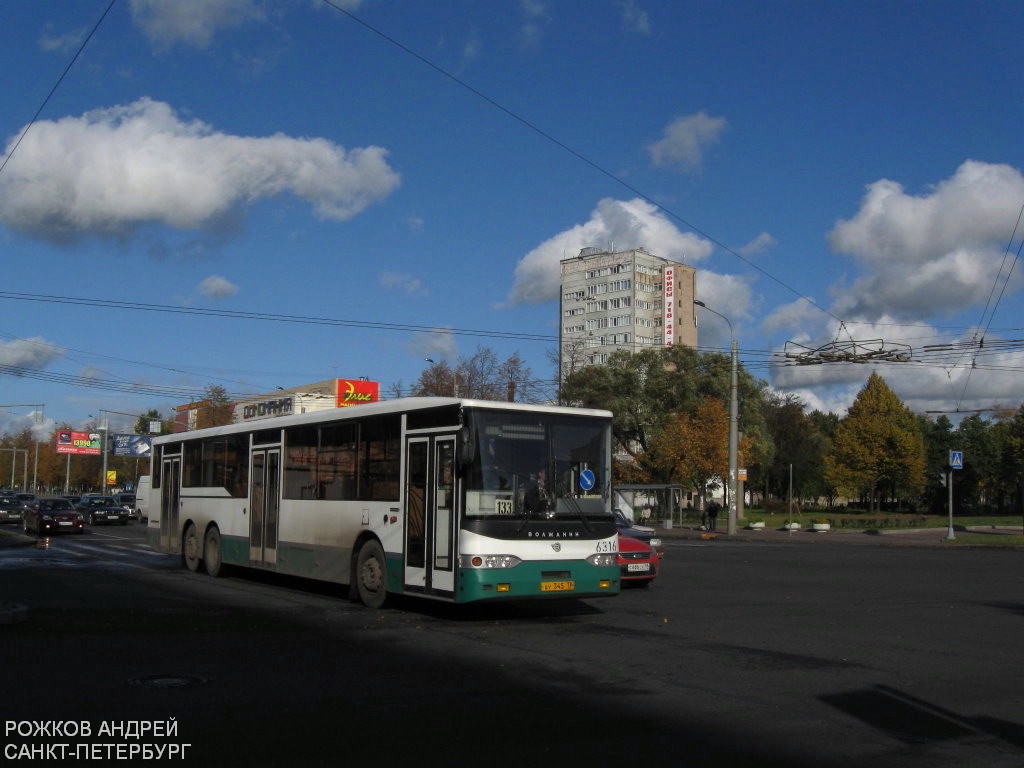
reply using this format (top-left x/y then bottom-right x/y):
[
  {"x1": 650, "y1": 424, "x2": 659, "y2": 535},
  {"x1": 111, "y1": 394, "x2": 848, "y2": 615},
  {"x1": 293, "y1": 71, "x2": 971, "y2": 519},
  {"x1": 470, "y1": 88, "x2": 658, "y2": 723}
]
[
  {"x1": 23, "y1": 498, "x2": 85, "y2": 536},
  {"x1": 616, "y1": 533, "x2": 659, "y2": 587}
]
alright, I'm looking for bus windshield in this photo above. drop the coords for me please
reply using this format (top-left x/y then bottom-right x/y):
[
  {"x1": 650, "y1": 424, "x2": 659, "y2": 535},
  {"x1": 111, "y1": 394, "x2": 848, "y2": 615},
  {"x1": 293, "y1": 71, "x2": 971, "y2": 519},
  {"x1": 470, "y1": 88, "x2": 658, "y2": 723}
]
[{"x1": 462, "y1": 409, "x2": 611, "y2": 522}]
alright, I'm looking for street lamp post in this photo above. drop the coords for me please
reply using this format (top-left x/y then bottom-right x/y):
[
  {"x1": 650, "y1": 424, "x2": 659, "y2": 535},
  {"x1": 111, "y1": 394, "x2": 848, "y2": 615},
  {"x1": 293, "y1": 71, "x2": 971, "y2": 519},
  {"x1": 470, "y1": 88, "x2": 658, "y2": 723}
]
[
  {"x1": 694, "y1": 300, "x2": 739, "y2": 536},
  {"x1": 0, "y1": 404, "x2": 45, "y2": 492}
]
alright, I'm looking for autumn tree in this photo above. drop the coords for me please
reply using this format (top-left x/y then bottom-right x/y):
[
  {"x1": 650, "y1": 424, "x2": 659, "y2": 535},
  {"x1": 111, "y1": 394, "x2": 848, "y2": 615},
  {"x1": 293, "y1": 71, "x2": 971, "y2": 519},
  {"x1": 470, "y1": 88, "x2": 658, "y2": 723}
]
[
  {"x1": 650, "y1": 397, "x2": 729, "y2": 506},
  {"x1": 561, "y1": 345, "x2": 771, "y2": 475},
  {"x1": 824, "y1": 373, "x2": 925, "y2": 511},
  {"x1": 194, "y1": 385, "x2": 235, "y2": 429}
]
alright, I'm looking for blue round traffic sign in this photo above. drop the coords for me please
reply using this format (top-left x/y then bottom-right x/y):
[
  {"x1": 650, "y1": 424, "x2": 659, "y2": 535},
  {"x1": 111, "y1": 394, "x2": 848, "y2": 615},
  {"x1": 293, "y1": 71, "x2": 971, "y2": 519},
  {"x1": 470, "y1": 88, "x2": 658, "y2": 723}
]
[{"x1": 579, "y1": 469, "x2": 596, "y2": 491}]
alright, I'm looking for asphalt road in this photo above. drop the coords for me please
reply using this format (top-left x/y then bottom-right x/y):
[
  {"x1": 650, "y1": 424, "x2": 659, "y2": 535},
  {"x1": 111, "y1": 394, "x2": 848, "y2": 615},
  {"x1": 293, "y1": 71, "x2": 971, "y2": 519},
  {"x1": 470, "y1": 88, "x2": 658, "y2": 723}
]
[{"x1": 0, "y1": 527, "x2": 1021, "y2": 767}]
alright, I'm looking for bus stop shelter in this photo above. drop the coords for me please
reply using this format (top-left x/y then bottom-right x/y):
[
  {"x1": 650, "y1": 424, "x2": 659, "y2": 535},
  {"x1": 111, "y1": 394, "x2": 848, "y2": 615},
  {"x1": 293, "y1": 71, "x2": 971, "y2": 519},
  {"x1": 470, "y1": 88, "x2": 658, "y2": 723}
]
[{"x1": 613, "y1": 484, "x2": 689, "y2": 527}]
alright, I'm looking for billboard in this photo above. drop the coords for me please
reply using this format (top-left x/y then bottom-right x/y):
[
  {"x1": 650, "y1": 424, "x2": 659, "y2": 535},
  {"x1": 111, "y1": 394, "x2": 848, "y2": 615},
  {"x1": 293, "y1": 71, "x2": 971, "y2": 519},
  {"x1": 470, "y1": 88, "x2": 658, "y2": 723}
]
[
  {"x1": 56, "y1": 431, "x2": 101, "y2": 455},
  {"x1": 336, "y1": 379, "x2": 379, "y2": 407},
  {"x1": 112, "y1": 434, "x2": 153, "y2": 457},
  {"x1": 663, "y1": 265, "x2": 675, "y2": 347}
]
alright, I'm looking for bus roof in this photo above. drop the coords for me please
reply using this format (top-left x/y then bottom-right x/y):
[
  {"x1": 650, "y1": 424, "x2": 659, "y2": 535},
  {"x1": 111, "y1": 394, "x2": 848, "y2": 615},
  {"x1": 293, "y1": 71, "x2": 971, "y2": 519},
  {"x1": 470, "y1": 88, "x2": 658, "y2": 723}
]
[{"x1": 152, "y1": 397, "x2": 613, "y2": 445}]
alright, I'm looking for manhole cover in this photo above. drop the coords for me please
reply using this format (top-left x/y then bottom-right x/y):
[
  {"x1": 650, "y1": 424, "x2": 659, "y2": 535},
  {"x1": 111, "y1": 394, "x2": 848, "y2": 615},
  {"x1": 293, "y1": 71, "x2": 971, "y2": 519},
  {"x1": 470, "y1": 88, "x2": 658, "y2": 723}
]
[{"x1": 128, "y1": 674, "x2": 207, "y2": 689}]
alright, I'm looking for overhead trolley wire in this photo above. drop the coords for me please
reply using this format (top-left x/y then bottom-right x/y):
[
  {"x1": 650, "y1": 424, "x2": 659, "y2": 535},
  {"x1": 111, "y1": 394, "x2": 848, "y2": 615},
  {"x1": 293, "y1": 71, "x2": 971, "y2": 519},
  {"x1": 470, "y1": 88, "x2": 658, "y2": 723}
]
[
  {"x1": 319, "y1": 1, "x2": 844, "y2": 327},
  {"x1": 0, "y1": 291, "x2": 558, "y2": 343}
]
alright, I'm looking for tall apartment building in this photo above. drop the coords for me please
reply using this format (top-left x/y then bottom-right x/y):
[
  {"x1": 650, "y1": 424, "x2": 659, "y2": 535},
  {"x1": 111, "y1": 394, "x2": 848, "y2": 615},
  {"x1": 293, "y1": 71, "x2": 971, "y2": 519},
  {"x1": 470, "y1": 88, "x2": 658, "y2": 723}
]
[{"x1": 559, "y1": 247, "x2": 697, "y2": 377}]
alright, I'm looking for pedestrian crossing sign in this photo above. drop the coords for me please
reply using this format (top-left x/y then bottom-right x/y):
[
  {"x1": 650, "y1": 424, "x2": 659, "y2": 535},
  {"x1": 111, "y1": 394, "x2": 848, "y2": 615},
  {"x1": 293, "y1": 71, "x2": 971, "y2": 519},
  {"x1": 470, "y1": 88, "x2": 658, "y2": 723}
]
[{"x1": 949, "y1": 451, "x2": 963, "y2": 469}]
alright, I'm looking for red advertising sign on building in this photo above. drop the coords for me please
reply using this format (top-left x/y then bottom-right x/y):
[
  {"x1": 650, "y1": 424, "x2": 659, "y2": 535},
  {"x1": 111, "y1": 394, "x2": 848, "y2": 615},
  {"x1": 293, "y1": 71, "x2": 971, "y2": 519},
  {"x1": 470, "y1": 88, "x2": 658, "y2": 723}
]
[
  {"x1": 335, "y1": 379, "x2": 380, "y2": 407},
  {"x1": 56, "y1": 431, "x2": 101, "y2": 455},
  {"x1": 663, "y1": 265, "x2": 675, "y2": 346}
]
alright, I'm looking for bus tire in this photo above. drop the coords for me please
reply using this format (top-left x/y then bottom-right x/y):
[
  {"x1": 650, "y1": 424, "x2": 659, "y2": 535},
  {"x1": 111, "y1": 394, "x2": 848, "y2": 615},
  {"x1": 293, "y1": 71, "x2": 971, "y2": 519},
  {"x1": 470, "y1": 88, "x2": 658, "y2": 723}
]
[
  {"x1": 204, "y1": 526, "x2": 225, "y2": 577},
  {"x1": 182, "y1": 523, "x2": 202, "y2": 572},
  {"x1": 355, "y1": 540, "x2": 387, "y2": 609}
]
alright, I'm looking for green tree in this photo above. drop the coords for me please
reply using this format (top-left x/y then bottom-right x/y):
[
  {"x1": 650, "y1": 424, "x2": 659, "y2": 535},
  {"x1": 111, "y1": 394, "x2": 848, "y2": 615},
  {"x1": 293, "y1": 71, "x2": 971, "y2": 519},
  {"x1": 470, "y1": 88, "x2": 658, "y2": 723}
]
[
  {"x1": 134, "y1": 409, "x2": 172, "y2": 436},
  {"x1": 993, "y1": 405, "x2": 1024, "y2": 515},
  {"x1": 561, "y1": 346, "x2": 771, "y2": 471},
  {"x1": 954, "y1": 413, "x2": 998, "y2": 513},
  {"x1": 918, "y1": 414, "x2": 954, "y2": 513},
  {"x1": 824, "y1": 373, "x2": 925, "y2": 512},
  {"x1": 761, "y1": 392, "x2": 830, "y2": 505}
]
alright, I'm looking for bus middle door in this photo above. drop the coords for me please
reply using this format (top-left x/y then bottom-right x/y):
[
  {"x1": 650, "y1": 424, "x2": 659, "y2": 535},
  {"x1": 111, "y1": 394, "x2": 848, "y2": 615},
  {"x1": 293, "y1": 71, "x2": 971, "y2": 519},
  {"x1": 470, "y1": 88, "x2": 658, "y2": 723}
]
[
  {"x1": 249, "y1": 448, "x2": 280, "y2": 567},
  {"x1": 404, "y1": 435, "x2": 456, "y2": 597}
]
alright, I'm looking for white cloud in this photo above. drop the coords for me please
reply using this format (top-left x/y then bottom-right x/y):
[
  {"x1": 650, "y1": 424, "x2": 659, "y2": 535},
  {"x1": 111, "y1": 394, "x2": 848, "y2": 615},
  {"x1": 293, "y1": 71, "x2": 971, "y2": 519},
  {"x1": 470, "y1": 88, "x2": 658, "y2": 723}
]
[
  {"x1": 504, "y1": 197, "x2": 714, "y2": 306},
  {"x1": 827, "y1": 160, "x2": 1024, "y2": 319},
  {"x1": 618, "y1": 0, "x2": 651, "y2": 35},
  {"x1": 414, "y1": 329, "x2": 457, "y2": 362},
  {"x1": 380, "y1": 272, "x2": 427, "y2": 296},
  {"x1": 38, "y1": 25, "x2": 87, "y2": 54},
  {"x1": 0, "y1": 98, "x2": 400, "y2": 243},
  {"x1": 463, "y1": 28, "x2": 482, "y2": 62},
  {"x1": 0, "y1": 411, "x2": 56, "y2": 439},
  {"x1": 520, "y1": 0, "x2": 549, "y2": 47},
  {"x1": 761, "y1": 297, "x2": 825, "y2": 335},
  {"x1": 647, "y1": 112, "x2": 727, "y2": 172},
  {"x1": 197, "y1": 275, "x2": 239, "y2": 299},
  {"x1": 0, "y1": 337, "x2": 64, "y2": 371},
  {"x1": 739, "y1": 232, "x2": 776, "y2": 256},
  {"x1": 693, "y1": 271, "x2": 755, "y2": 347},
  {"x1": 128, "y1": 0, "x2": 266, "y2": 49}
]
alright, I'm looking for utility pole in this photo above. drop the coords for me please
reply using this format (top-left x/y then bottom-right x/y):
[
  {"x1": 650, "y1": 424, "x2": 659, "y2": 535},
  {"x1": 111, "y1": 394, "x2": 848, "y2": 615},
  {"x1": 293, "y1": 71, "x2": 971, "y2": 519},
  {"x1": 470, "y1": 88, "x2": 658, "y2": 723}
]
[{"x1": 694, "y1": 300, "x2": 739, "y2": 536}]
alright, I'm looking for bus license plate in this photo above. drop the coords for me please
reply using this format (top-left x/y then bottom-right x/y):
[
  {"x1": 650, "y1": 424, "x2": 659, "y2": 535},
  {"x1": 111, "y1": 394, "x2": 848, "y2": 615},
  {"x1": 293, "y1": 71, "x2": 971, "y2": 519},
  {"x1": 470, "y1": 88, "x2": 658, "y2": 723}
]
[
  {"x1": 627, "y1": 563, "x2": 650, "y2": 572},
  {"x1": 540, "y1": 580, "x2": 574, "y2": 592}
]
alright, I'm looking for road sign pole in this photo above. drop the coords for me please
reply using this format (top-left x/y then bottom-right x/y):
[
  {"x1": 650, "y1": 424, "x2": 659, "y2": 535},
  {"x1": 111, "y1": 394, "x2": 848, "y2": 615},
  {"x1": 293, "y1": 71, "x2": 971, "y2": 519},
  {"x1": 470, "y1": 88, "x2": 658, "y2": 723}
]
[{"x1": 946, "y1": 470, "x2": 955, "y2": 541}]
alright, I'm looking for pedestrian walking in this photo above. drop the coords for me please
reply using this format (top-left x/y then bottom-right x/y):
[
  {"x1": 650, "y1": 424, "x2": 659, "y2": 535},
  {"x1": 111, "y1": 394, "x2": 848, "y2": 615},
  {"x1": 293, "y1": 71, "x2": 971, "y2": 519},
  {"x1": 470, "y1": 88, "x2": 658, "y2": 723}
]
[{"x1": 706, "y1": 499, "x2": 720, "y2": 531}]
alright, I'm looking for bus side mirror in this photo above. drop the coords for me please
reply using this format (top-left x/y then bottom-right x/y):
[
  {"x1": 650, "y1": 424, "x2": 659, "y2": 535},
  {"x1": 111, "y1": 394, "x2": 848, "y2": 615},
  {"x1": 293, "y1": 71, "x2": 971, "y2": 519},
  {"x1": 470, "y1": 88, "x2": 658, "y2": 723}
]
[{"x1": 457, "y1": 425, "x2": 476, "y2": 469}]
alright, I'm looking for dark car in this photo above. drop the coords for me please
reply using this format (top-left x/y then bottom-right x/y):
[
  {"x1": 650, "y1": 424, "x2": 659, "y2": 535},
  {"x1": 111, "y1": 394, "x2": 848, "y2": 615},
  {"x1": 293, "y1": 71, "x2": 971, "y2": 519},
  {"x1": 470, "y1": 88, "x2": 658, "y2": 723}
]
[
  {"x1": 76, "y1": 496, "x2": 132, "y2": 525},
  {"x1": 0, "y1": 497, "x2": 25, "y2": 525},
  {"x1": 110, "y1": 492, "x2": 138, "y2": 521},
  {"x1": 23, "y1": 498, "x2": 85, "y2": 536},
  {"x1": 616, "y1": 533, "x2": 659, "y2": 586},
  {"x1": 614, "y1": 509, "x2": 664, "y2": 558}
]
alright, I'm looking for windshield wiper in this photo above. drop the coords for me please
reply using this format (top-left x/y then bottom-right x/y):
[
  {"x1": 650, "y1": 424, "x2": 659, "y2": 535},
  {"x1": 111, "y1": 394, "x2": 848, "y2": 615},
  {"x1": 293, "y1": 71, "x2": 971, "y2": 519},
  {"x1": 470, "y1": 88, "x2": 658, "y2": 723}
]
[{"x1": 554, "y1": 479, "x2": 592, "y2": 533}]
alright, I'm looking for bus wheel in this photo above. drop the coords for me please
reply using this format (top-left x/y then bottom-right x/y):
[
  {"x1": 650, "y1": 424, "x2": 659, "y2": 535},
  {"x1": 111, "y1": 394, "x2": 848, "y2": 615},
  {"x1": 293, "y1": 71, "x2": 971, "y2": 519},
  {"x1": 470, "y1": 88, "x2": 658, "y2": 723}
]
[
  {"x1": 204, "y1": 526, "x2": 224, "y2": 577},
  {"x1": 182, "y1": 524, "x2": 202, "y2": 572},
  {"x1": 356, "y1": 540, "x2": 387, "y2": 609}
]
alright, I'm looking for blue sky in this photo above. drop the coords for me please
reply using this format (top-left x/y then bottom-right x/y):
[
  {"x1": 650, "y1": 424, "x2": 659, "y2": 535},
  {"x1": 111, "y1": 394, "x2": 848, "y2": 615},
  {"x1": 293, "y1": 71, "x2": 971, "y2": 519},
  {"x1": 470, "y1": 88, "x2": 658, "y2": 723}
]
[{"x1": 2, "y1": 0, "x2": 1023, "y2": 436}]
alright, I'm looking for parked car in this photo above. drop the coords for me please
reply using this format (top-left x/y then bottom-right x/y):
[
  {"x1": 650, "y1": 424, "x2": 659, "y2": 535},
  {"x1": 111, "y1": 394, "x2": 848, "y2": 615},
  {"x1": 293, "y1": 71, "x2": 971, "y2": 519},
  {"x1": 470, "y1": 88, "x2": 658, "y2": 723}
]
[
  {"x1": 616, "y1": 533, "x2": 659, "y2": 587},
  {"x1": 110, "y1": 492, "x2": 137, "y2": 520},
  {"x1": 0, "y1": 497, "x2": 25, "y2": 525},
  {"x1": 614, "y1": 509, "x2": 664, "y2": 558},
  {"x1": 23, "y1": 498, "x2": 85, "y2": 536},
  {"x1": 76, "y1": 496, "x2": 132, "y2": 525}
]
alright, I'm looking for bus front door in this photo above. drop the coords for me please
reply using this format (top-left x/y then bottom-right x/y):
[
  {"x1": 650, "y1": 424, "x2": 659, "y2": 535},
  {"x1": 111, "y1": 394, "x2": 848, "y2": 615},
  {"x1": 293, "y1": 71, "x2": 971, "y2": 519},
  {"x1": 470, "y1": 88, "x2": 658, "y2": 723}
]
[
  {"x1": 159, "y1": 457, "x2": 180, "y2": 553},
  {"x1": 249, "y1": 448, "x2": 280, "y2": 566},
  {"x1": 404, "y1": 435, "x2": 456, "y2": 596}
]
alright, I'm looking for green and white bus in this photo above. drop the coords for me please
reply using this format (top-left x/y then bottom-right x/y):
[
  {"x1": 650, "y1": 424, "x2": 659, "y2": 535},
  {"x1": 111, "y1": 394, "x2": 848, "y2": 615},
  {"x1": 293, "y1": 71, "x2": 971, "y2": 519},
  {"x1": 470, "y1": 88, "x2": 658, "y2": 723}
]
[{"x1": 147, "y1": 398, "x2": 620, "y2": 606}]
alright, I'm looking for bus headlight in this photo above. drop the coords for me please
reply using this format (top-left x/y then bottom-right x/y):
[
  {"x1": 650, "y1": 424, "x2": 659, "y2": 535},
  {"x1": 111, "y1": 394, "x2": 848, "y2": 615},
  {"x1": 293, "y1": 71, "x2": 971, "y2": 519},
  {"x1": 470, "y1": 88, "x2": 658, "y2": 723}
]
[
  {"x1": 586, "y1": 553, "x2": 617, "y2": 567},
  {"x1": 459, "y1": 555, "x2": 522, "y2": 569}
]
